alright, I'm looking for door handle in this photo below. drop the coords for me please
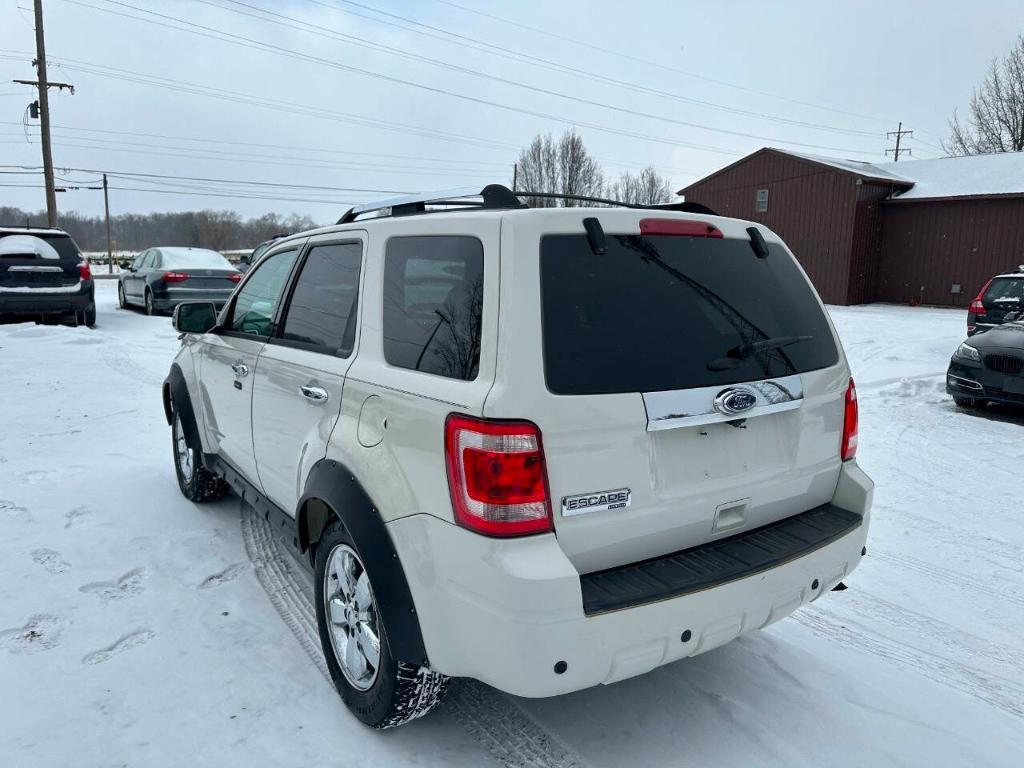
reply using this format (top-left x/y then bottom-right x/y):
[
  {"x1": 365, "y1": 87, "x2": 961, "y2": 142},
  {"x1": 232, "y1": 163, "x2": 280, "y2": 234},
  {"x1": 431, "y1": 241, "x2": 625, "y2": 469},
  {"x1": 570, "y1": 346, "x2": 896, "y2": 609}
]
[
  {"x1": 300, "y1": 385, "x2": 329, "y2": 403},
  {"x1": 231, "y1": 361, "x2": 249, "y2": 378}
]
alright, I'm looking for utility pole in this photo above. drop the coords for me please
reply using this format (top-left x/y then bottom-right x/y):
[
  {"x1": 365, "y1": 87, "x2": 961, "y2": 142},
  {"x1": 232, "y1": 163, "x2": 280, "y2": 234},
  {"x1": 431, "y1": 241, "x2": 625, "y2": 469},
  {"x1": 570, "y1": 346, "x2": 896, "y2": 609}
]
[
  {"x1": 886, "y1": 122, "x2": 913, "y2": 162},
  {"x1": 512, "y1": 162, "x2": 518, "y2": 191},
  {"x1": 34, "y1": 0, "x2": 57, "y2": 226},
  {"x1": 103, "y1": 173, "x2": 113, "y2": 273}
]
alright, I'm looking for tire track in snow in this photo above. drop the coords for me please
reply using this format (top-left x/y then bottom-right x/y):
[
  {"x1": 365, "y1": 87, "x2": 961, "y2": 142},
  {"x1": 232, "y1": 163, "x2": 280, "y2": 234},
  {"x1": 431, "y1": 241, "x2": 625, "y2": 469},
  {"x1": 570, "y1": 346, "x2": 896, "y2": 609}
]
[
  {"x1": 794, "y1": 605, "x2": 1024, "y2": 720},
  {"x1": 240, "y1": 502, "x2": 588, "y2": 768},
  {"x1": 871, "y1": 549, "x2": 1024, "y2": 609}
]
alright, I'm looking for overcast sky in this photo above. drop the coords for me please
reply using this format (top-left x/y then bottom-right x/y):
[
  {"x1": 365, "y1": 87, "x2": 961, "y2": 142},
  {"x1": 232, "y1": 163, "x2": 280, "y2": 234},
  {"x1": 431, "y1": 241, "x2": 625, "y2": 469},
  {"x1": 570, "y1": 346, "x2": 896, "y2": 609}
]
[{"x1": 1, "y1": 0, "x2": 1022, "y2": 223}]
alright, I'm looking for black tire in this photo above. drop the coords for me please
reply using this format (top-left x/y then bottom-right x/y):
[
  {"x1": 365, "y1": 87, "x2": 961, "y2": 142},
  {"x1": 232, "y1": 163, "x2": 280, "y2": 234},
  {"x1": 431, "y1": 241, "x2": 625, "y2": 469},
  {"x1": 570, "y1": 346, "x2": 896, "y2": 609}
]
[
  {"x1": 144, "y1": 290, "x2": 155, "y2": 316},
  {"x1": 314, "y1": 519, "x2": 449, "y2": 729},
  {"x1": 172, "y1": 410, "x2": 228, "y2": 502},
  {"x1": 953, "y1": 396, "x2": 986, "y2": 408},
  {"x1": 117, "y1": 282, "x2": 127, "y2": 309},
  {"x1": 82, "y1": 302, "x2": 97, "y2": 328}
]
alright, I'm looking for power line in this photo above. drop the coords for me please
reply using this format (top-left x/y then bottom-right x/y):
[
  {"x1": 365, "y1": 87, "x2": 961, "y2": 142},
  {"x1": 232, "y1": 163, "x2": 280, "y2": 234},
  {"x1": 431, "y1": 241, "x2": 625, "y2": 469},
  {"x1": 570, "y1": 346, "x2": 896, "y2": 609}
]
[
  {"x1": 63, "y1": 0, "x2": 885, "y2": 157},
  {"x1": 425, "y1": 0, "x2": 896, "y2": 126},
  {"x1": 223, "y1": 0, "x2": 883, "y2": 139}
]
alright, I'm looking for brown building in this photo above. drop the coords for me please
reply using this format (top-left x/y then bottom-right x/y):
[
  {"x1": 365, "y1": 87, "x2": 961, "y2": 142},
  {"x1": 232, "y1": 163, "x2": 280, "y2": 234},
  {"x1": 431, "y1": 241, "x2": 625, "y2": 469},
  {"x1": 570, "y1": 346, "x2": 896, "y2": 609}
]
[{"x1": 680, "y1": 148, "x2": 1024, "y2": 306}]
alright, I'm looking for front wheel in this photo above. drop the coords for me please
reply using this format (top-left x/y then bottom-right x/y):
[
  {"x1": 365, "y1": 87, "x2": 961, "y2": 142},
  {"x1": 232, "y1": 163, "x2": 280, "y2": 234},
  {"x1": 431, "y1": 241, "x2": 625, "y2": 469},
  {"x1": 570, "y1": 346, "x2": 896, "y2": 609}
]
[
  {"x1": 117, "y1": 282, "x2": 127, "y2": 309},
  {"x1": 314, "y1": 520, "x2": 449, "y2": 729},
  {"x1": 172, "y1": 411, "x2": 228, "y2": 502}
]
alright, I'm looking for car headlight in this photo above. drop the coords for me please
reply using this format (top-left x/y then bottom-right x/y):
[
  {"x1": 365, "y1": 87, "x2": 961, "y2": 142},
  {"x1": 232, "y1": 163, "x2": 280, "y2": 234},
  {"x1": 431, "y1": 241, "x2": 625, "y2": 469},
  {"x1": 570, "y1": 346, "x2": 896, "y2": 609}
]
[{"x1": 956, "y1": 342, "x2": 981, "y2": 362}]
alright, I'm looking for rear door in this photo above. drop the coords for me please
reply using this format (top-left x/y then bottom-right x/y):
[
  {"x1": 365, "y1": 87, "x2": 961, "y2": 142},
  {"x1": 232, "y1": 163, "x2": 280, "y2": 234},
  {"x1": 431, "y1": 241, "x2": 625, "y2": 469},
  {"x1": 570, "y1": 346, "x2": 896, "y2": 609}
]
[
  {"x1": 251, "y1": 234, "x2": 364, "y2": 514},
  {"x1": 0, "y1": 232, "x2": 83, "y2": 293},
  {"x1": 487, "y1": 212, "x2": 850, "y2": 574},
  {"x1": 983, "y1": 276, "x2": 1024, "y2": 325},
  {"x1": 197, "y1": 245, "x2": 301, "y2": 486}
]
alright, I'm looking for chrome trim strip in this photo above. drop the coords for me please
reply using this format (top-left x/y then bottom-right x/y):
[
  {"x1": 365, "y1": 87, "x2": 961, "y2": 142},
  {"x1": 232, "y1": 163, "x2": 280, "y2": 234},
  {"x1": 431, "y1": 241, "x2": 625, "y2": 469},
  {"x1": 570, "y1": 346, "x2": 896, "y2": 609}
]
[
  {"x1": 947, "y1": 373, "x2": 984, "y2": 391},
  {"x1": 643, "y1": 374, "x2": 804, "y2": 432},
  {"x1": 6, "y1": 265, "x2": 64, "y2": 272}
]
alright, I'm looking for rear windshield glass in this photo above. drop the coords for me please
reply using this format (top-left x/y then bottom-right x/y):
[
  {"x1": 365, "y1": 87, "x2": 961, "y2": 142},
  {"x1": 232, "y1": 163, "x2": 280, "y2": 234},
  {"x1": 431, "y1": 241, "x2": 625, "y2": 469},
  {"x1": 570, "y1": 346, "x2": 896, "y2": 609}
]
[
  {"x1": 984, "y1": 277, "x2": 1024, "y2": 303},
  {"x1": 160, "y1": 249, "x2": 233, "y2": 270},
  {"x1": 0, "y1": 233, "x2": 80, "y2": 260},
  {"x1": 540, "y1": 233, "x2": 839, "y2": 395}
]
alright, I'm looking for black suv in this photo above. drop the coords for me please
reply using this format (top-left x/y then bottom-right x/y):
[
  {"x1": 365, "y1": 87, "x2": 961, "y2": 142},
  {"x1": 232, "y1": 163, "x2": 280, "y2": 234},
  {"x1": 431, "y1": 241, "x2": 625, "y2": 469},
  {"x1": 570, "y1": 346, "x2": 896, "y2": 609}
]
[
  {"x1": 0, "y1": 227, "x2": 96, "y2": 327},
  {"x1": 967, "y1": 267, "x2": 1024, "y2": 335}
]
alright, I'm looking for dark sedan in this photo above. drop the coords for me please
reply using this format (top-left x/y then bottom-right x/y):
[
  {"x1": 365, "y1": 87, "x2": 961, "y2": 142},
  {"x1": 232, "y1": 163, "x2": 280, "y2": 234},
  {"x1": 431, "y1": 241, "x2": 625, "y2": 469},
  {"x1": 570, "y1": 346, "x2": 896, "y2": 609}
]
[
  {"x1": 118, "y1": 247, "x2": 240, "y2": 315},
  {"x1": 947, "y1": 316, "x2": 1024, "y2": 409}
]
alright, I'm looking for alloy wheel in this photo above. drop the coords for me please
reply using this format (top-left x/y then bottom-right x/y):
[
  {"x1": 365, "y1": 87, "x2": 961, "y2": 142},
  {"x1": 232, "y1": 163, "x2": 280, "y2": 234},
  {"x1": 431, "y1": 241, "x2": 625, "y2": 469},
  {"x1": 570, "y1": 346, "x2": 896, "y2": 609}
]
[{"x1": 323, "y1": 543, "x2": 382, "y2": 691}]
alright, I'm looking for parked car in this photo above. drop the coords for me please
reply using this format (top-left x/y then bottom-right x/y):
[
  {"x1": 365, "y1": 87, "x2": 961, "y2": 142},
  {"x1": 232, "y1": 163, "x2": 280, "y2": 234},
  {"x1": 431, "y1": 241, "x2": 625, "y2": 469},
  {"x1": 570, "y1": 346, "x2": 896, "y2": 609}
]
[
  {"x1": 237, "y1": 234, "x2": 288, "y2": 273},
  {"x1": 0, "y1": 226, "x2": 96, "y2": 327},
  {"x1": 967, "y1": 266, "x2": 1024, "y2": 335},
  {"x1": 947, "y1": 314, "x2": 1024, "y2": 408},
  {"x1": 118, "y1": 247, "x2": 241, "y2": 315},
  {"x1": 162, "y1": 185, "x2": 872, "y2": 729}
]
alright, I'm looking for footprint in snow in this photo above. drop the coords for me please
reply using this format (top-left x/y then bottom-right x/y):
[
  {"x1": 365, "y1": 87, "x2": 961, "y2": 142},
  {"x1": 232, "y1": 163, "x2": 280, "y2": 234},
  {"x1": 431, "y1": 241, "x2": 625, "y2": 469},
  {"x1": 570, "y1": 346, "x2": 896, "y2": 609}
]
[
  {"x1": 0, "y1": 499, "x2": 30, "y2": 520},
  {"x1": 82, "y1": 629, "x2": 155, "y2": 665},
  {"x1": 32, "y1": 548, "x2": 71, "y2": 574},
  {"x1": 79, "y1": 568, "x2": 146, "y2": 601},
  {"x1": 0, "y1": 614, "x2": 63, "y2": 655},
  {"x1": 199, "y1": 563, "x2": 247, "y2": 589},
  {"x1": 64, "y1": 505, "x2": 92, "y2": 529}
]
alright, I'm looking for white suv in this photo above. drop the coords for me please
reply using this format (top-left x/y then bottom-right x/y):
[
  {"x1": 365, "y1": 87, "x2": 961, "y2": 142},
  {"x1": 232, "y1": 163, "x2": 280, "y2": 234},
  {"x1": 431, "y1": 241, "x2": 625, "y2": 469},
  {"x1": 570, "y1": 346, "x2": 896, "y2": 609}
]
[{"x1": 162, "y1": 185, "x2": 872, "y2": 729}]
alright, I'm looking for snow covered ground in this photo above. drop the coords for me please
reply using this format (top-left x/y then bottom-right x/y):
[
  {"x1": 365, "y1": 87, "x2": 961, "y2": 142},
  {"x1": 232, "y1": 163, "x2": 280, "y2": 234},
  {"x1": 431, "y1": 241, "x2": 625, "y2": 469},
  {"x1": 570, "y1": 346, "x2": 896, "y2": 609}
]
[{"x1": 2, "y1": 282, "x2": 1022, "y2": 768}]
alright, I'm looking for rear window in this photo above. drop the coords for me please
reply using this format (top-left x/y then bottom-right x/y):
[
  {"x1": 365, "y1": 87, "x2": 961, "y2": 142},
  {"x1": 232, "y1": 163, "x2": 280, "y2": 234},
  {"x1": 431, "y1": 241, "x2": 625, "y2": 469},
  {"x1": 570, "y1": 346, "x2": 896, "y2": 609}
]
[
  {"x1": 160, "y1": 249, "x2": 233, "y2": 270},
  {"x1": 983, "y1": 277, "x2": 1024, "y2": 303},
  {"x1": 540, "y1": 233, "x2": 839, "y2": 395},
  {"x1": 383, "y1": 236, "x2": 484, "y2": 381},
  {"x1": 0, "y1": 233, "x2": 80, "y2": 260}
]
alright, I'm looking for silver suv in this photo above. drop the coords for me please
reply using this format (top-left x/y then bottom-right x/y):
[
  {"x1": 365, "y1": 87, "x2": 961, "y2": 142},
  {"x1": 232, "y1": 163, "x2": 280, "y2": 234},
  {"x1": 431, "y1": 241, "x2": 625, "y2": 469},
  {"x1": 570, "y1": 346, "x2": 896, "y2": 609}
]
[{"x1": 162, "y1": 185, "x2": 872, "y2": 729}]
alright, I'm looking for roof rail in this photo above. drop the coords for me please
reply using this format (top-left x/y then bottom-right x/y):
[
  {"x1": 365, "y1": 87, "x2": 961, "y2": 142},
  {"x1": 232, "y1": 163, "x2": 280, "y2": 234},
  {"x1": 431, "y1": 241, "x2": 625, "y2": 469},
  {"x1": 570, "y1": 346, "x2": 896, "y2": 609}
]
[
  {"x1": 335, "y1": 183, "x2": 718, "y2": 224},
  {"x1": 337, "y1": 184, "x2": 524, "y2": 224}
]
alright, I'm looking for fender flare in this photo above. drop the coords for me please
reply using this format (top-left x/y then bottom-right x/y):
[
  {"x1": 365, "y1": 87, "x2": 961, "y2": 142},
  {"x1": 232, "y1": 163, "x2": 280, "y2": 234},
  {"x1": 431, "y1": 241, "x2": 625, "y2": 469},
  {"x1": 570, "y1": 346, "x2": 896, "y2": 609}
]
[
  {"x1": 297, "y1": 459, "x2": 429, "y2": 666},
  {"x1": 163, "y1": 364, "x2": 202, "y2": 452}
]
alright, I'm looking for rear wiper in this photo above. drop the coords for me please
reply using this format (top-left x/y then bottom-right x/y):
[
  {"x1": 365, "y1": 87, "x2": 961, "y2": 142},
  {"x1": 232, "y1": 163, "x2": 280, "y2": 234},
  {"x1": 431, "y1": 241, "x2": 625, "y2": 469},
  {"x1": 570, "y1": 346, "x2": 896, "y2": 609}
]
[{"x1": 707, "y1": 335, "x2": 813, "y2": 371}]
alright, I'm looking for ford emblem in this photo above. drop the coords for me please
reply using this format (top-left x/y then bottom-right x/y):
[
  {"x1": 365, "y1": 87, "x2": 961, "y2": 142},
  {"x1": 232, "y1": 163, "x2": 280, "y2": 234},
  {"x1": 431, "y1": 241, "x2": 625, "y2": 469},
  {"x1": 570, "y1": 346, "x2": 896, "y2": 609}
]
[{"x1": 713, "y1": 388, "x2": 758, "y2": 416}]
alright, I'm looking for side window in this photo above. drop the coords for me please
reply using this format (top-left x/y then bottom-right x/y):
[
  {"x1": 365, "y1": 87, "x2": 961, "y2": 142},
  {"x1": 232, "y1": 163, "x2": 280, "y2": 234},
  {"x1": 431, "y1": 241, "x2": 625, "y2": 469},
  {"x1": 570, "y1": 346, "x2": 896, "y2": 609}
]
[
  {"x1": 383, "y1": 236, "x2": 484, "y2": 381},
  {"x1": 229, "y1": 249, "x2": 299, "y2": 337},
  {"x1": 136, "y1": 251, "x2": 150, "y2": 269},
  {"x1": 280, "y1": 242, "x2": 362, "y2": 356},
  {"x1": 151, "y1": 252, "x2": 162, "y2": 269}
]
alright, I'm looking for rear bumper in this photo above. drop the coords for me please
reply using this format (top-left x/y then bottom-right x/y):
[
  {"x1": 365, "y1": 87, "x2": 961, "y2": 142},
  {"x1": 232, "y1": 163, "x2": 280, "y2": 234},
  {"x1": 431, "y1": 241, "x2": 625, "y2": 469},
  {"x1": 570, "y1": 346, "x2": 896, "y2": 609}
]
[
  {"x1": 389, "y1": 461, "x2": 873, "y2": 697},
  {"x1": 947, "y1": 360, "x2": 1024, "y2": 406},
  {"x1": 0, "y1": 281, "x2": 94, "y2": 316},
  {"x1": 153, "y1": 288, "x2": 233, "y2": 310}
]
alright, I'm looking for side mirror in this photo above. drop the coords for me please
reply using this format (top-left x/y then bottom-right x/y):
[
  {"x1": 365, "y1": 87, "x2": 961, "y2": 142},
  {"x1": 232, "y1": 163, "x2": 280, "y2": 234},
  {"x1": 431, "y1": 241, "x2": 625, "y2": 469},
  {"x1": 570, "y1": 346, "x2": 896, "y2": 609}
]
[{"x1": 174, "y1": 301, "x2": 218, "y2": 334}]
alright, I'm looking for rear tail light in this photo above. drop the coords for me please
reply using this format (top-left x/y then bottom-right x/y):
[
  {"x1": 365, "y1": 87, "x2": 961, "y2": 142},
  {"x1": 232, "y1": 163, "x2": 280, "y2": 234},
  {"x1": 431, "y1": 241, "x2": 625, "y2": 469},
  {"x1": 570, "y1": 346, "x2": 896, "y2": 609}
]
[
  {"x1": 162, "y1": 271, "x2": 189, "y2": 283},
  {"x1": 78, "y1": 262, "x2": 91, "y2": 281},
  {"x1": 639, "y1": 218, "x2": 723, "y2": 238},
  {"x1": 444, "y1": 414, "x2": 552, "y2": 537},
  {"x1": 968, "y1": 279, "x2": 991, "y2": 317},
  {"x1": 841, "y1": 378, "x2": 858, "y2": 461},
  {"x1": 228, "y1": 272, "x2": 242, "y2": 283}
]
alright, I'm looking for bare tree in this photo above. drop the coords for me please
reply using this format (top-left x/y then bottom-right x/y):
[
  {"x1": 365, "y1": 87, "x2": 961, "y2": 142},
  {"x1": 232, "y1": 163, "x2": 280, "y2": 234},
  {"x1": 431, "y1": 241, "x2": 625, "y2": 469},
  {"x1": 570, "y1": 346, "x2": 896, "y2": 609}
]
[
  {"x1": 610, "y1": 166, "x2": 673, "y2": 205},
  {"x1": 515, "y1": 129, "x2": 602, "y2": 206},
  {"x1": 945, "y1": 34, "x2": 1024, "y2": 155}
]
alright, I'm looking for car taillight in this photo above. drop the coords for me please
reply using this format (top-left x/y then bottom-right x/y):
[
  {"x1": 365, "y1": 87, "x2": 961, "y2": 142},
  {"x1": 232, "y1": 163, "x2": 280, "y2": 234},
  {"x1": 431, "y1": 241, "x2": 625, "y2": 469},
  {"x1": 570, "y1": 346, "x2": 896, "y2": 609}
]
[
  {"x1": 639, "y1": 218, "x2": 723, "y2": 238},
  {"x1": 78, "y1": 262, "x2": 91, "y2": 281},
  {"x1": 968, "y1": 279, "x2": 991, "y2": 317},
  {"x1": 444, "y1": 414, "x2": 552, "y2": 537},
  {"x1": 841, "y1": 378, "x2": 858, "y2": 461},
  {"x1": 228, "y1": 272, "x2": 242, "y2": 283},
  {"x1": 163, "y1": 271, "x2": 189, "y2": 283}
]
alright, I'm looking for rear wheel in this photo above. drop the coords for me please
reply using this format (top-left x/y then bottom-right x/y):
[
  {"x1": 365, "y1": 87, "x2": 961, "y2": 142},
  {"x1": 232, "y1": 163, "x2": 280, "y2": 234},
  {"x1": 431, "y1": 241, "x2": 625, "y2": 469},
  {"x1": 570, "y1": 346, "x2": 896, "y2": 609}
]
[
  {"x1": 144, "y1": 290, "x2": 155, "y2": 316},
  {"x1": 314, "y1": 520, "x2": 449, "y2": 729},
  {"x1": 953, "y1": 396, "x2": 986, "y2": 408},
  {"x1": 172, "y1": 411, "x2": 228, "y2": 502},
  {"x1": 80, "y1": 302, "x2": 96, "y2": 328}
]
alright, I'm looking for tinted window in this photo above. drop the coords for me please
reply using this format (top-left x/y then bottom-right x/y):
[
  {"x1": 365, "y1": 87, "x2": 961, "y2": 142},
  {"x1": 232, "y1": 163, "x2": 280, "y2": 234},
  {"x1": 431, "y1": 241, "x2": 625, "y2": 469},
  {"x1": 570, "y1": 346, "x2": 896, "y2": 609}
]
[
  {"x1": 280, "y1": 242, "x2": 362, "y2": 355},
  {"x1": 383, "y1": 236, "x2": 484, "y2": 381},
  {"x1": 230, "y1": 249, "x2": 298, "y2": 337},
  {"x1": 0, "y1": 232, "x2": 80, "y2": 260},
  {"x1": 984, "y1": 277, "x2": 1024, "y2": 303},
  {"x1": 540, "y1": 234, "x2": 839, "y2": 395}
]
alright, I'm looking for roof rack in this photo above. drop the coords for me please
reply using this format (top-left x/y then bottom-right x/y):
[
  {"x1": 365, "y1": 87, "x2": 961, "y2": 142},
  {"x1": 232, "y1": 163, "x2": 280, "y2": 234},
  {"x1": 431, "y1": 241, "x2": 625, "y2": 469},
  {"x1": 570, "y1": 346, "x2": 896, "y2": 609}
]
[{"x1": 335, "y1": 183, "x2": 717, "y2": 224}]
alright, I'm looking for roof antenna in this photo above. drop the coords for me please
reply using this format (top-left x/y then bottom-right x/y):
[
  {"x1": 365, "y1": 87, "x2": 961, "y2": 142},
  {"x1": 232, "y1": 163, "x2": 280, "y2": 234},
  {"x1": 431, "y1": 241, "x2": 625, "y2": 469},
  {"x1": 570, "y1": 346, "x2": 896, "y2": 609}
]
[
  {"x1": 583, "y1": 217, "x2": 607, "y2": 255},
  {"x1": 747, "y1": 226, "x2": 769, "y2": 258}
]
